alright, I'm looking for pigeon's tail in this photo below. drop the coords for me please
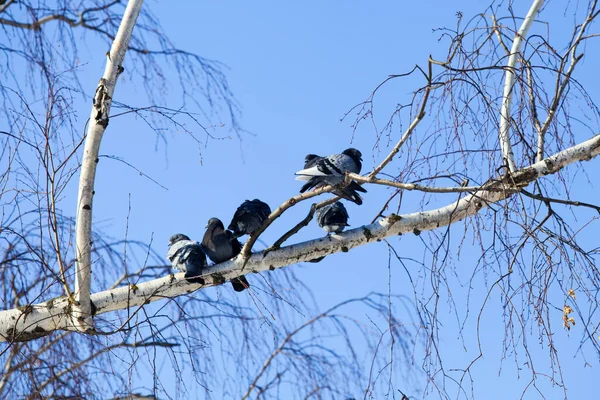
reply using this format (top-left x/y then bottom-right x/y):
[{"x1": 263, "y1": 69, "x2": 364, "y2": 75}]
[
  {"x1": 231, "y1": 275, "x2": 250, "y2": 292},
  {"x1": 334, "y1": 187, "x2": 363, "y2": 205},
  {"x1": 349, "y1": 193, "x2": 363, "y2": 205},
  {"x1": 348, "y1": 181, "x2": 367, "y2": 193},
  {"x1": 343, "y1": 190, "x2": 363, "y2": 205},
  {"x1": 299, "y1": 178, "x2": 318, "y2": 193},
  {"x1": 184, "y1": 272, "x2": 206, "y2": 285},
  {"x1": 184, "y1": 261, "x2": 206, "y2": 285},
  {"x1": 340, "y1": 181, "x2": 367, "y2": 205}
]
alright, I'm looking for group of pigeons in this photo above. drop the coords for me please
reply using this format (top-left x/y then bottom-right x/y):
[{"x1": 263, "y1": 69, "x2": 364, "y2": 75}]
[{"x1": 167, "y1": 148, "x2": 366, "y2": 292}]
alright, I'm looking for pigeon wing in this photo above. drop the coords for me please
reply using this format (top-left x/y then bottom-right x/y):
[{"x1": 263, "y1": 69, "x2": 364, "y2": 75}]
[
  {"x1": 332, "y1": 202, "x2": 350, "y2": 225},
  {"x1": 304, "y1": 154, "x2": 322, "y2": 169},
  {"x1": 183, "y1": 244, "x2": 207, "y2": 284},
  {"x1": 316, "y1": 204, "x2": 333, "y2": 228},
  {"x1": 253, "y1": 200, "x2": 272, "y2": 221},
  {"x1": 228, "y1": 199, "x2": 271, "y2": 237},
  {"x1": 295, "y1": 154, "x2": 346, "y2": 178},
  {"x1": 168, "y1": 239, "x2": 194, "y2": 271}
]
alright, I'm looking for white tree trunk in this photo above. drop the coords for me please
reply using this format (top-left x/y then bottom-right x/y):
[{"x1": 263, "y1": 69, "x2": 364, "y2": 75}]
[
  {"x1": 499, "y1": 0, "x2": 545, "y2": 172},
  {"x1": 72, "y1": 0, "x2": 144, "y2": 332},
  {"x1": 2, "y1": 133, "x2": 598, "y2": 342}
]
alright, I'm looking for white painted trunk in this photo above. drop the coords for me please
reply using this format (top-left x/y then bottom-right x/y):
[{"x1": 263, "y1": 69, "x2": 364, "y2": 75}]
[{"x1": 2, "y1": 134, "x2": 598, "y2": 342}]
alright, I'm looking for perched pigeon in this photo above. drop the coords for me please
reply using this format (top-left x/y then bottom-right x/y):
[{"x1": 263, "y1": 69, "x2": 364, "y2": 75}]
[
  {"x1": 316, "y1": 201, "x2": 350, "y2": 234},
  {"x1": 167, "y1": 234, "x2": 207, "y2": 284},
  {"x1": 297, "y1": 149, "x2": 366, "y2": 204},
  {"x1": 228, "y1": 199, "x2": 272, "y2": 238},
  {"x1": 202, "y1": 218, "x2": 249, "y2": 292}
]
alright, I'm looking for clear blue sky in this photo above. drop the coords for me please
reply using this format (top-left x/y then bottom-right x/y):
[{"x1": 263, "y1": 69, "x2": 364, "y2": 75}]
[{"x1": 61, "y1": 1, "x2": 600, "y2": 398}]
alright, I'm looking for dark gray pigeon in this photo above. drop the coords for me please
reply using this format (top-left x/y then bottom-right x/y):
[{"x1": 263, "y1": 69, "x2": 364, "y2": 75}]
[
  {"x1": 228, "y1": 199, "x2": 272, "y2": 238},
  {"x1": 167, "y1": 234, "x2": 207, "y2": 284},
  {"x1": 202, "y1": 218, "x2": 249, "y2": 292},
  {"x1": 316, "y1": 201, "x2": 350, "y2": 234},
  {"x1": 298, "y1": 149, "x2": 366, "y2": 204}
]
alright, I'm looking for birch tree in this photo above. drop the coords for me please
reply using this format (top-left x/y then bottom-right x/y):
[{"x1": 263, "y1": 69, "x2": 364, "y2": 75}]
[{"x1": 1, "y1": 0, "x2": 600, "y2": 398}]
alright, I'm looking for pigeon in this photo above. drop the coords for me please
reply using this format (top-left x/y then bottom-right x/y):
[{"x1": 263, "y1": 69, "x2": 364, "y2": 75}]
[
  {"x1": 316, "y1": 201, "x2": 350, "y2": 234},
  {"x1": 296, "y1": 148, "x2": 362, "y2": 189},
  {"x1": 202, "y1": 218, "x2": 249, "y2": 292},
  {"x1": 167, "y1": 234, "x2": 207, "y2": 284},
  {"x1": 228, "y1": 199, "x2": 272, "y2": 238},
  {"x1": 297, "y1": 149, "x2": 366, "y2": 204}
]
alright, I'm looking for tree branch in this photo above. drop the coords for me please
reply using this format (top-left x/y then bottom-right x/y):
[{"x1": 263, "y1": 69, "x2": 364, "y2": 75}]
[
  {"x1": 499, "y1": 0, "x2": 544, "y2": 172},
  {"x1": 239, "y1": 185, "x2": 337, "y2": 259},
  {"x1": 0, "y1": 0, "x2": 15, "y2": 14},
  {"x1": 73, "y1": 0, "x2": 144, "y2": 332},
  {"x1": 369, "y1": 61, "x2": 432, "y2": 178},
  {"x1": 536, "y1": 1, "x2": 597, "y2": 161},
  {"x1": 348, "y1": 174, "x2": 512, "y2": 194},
  {"x1": 1, "y1": 133, "x2": 598, "y2": 342}
]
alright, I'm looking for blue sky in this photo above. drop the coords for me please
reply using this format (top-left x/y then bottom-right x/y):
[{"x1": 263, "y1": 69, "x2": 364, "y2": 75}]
[{"x1": 48, "y1": 1, "x2": 600, "y2": 398}]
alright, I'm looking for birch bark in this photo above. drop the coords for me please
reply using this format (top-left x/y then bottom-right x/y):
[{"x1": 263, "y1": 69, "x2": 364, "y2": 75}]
[
  {"x1": 499, "y1": 0, "x2": 545, "y2": 171},
  {"x1": 2, "y1": 133, "x2": 598, "y2": 342},
  {"x1": 73, "y1": 0, "x2": 145, "y2": 332}
]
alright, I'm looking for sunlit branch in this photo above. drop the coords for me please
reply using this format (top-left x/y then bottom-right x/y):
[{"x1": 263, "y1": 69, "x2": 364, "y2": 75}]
[
  {"x1": 73, "y1": 0, "x2": 145, "y2": 331},
  {"x1": 348, "y1": 174, "x2": 514, "y2": 194},
  {"x1": 499, "y1": 0, "x2": 544, "y2": 171},
  {"x1": 2, "y1": 133, "x2": 598, "y2": 342}
]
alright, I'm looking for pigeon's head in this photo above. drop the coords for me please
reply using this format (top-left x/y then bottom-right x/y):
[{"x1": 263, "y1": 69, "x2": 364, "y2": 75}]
[
  {"x1": 342, "y1": 148, "x2": 362, "y2": 163},
  {"x1": 168, "y1": 233, "x2": 190, "y2": 246},
  {"x1": 205, "y1": 217, "x2": 224, "y2": 230}
]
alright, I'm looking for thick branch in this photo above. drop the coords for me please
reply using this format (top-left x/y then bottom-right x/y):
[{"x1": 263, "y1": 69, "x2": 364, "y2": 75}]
[
  {"x1": 73, "y1": 0, "x2": 144, "y2": 332},
  {"x1": 1, "y1": 133, "x2": 598, "y2": 342},
  {"x1": 499, "y1": 0, "x2": 544, "y2": 171}
]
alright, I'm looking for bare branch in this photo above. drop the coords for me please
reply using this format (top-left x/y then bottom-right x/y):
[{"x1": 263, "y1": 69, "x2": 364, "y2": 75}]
[
  {"x1": 2, "y1": 133, "x2": 599, "y2": 342},
  {"x1": 348, "y1": 173, "x2": 511, "y2": 194},
  {"x1": 369, "y1": 62, "x2": 432, "y2": 178},
  {"x1": 239, "y1": 185, "x2": 338, "y2": 259}
]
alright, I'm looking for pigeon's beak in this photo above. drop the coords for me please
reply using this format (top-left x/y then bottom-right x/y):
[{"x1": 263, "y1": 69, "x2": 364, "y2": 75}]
[{"x1": 204, "y1": 224, "x2": 209, "y2": 229}]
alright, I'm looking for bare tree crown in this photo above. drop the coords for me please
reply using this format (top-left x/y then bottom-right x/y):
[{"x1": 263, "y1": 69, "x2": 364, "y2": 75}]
[{"x1": 1, "y1": 0, "x2": 600, "y2": 398}]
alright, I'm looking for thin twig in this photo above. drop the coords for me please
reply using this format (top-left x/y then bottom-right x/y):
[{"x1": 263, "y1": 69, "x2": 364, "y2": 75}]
[
  {"x1": 369, "y1": 60, "x2": 433, "y2": 178},
  {"x1": 521, "y1": 189, "x2": 600, "y2": 213},
  {"x1": 349, "y1": 173, "x2": 517, "y2": 194}
]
